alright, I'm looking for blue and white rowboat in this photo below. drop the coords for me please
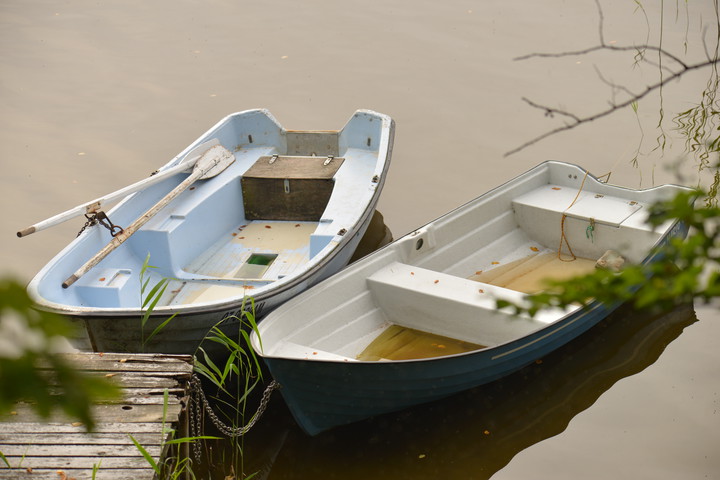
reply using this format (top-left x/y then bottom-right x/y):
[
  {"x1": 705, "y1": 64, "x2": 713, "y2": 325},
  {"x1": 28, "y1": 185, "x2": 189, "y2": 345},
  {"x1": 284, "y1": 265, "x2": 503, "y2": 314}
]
[
  {"x1": 25, "y1": 109, "x2": 394, "y2": 354},
  {"x1": 250, "y1": 161, "x2": 691, "y2": 435}
]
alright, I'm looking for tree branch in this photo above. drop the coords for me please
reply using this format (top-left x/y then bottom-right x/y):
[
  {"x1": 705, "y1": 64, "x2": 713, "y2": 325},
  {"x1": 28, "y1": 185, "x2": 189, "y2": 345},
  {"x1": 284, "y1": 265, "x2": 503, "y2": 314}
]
[
  {"x1": 505, "y1": 58, "x2": 718, "y2": 157},
  {"x1": 514, "y1": 44, "x2": 689, "y2": 69}
]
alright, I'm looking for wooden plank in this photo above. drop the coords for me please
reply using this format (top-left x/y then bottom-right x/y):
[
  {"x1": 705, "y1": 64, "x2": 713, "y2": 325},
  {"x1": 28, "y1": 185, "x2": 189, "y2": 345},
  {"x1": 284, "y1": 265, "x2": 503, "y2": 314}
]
[
  {"x1": 101, "y1": 372, "x2": 188, "y2": 389},
  {"x1": 0, "y1": 422, "x2": 167, "y2": 434},
  {"x1": 42, "y1": 353, "x2": 194, "y2": 373},
  {"x1": 117, "y1": 387, "x2": 185, "y2": 397},
  {"x1": 2, "y1": 455, "x2": 157, "y2": 469},
  {"x1": 43, "y1": 387, "x2": 185, "y2": 403},
  {"x1": 0, "y1": 432, "x2": 160, "y2": 445},
  {"x1": 41, "y1": 369, "x2": 191, "y2": 386},
  {"x1": 0, "y1": 468, "x2": 152, "y2": 480},
  {"x1": 3, "y1": 403, "x2": 182, "y2": 424},
  {"x1": 243, "y1": 155, "x2": 344, "y2": 179},
  {"x1": 112, "y1": 394, "x2": 183, "y2": 405},
  {"x1": 1, "y1": 443, "x2": 162, "y2": 457}
]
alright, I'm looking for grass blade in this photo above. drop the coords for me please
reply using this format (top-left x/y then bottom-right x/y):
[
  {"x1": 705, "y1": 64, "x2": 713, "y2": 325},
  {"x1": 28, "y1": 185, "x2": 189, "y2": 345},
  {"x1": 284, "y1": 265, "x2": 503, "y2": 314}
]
[
  {"x1": 144, "y1": 313, "x2": 177, "y2": 345},
  {"x1": 129, "y1": 434, "x2": 160, "y2": 475}
]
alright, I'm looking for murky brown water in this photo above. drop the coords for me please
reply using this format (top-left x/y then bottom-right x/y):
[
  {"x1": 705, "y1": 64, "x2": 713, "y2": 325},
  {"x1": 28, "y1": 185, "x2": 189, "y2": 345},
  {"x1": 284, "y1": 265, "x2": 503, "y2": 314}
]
[
  {"x1": 356, "y1": 324, "x2": 486, "y2": 361},
  {"x1": 1, "y1": 0, "x2": 718, "y2": 478}
]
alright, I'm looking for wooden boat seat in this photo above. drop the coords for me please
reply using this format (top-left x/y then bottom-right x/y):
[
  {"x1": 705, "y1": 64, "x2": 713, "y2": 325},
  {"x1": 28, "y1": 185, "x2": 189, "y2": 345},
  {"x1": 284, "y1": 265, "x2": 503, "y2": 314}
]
[{"x1": 366, "y1": 262, "x2": 565, "y2": 347}]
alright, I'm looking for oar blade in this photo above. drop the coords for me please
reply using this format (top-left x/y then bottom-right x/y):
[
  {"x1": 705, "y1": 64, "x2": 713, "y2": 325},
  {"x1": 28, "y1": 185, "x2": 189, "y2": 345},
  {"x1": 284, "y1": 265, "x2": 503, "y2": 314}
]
[
  {"x1": 196, "y1": 145, "x2": 236, "y2": 179},
  {"x1": 61, "y1": 142, "x2": 236, "y2": 288},
  {"x1": 175, "y1": 138, "x2": 221, "y2": 171}
]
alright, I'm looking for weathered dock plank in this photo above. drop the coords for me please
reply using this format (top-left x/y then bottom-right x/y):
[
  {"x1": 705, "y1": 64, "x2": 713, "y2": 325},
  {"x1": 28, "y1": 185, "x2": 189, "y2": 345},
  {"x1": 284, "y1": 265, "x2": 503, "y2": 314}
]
[
  {"x1": 5, "y1": 403, "x2": 183, "y2": 423},
  {"x1": 1, "y1": 468, "x2": 153, "y2": 480},
  {"x1": 0, "y1": 353, "x2": 193, "y2": 480},
  {"x1": 0, "y1": 432, "x2": 160, "y2": 446}
]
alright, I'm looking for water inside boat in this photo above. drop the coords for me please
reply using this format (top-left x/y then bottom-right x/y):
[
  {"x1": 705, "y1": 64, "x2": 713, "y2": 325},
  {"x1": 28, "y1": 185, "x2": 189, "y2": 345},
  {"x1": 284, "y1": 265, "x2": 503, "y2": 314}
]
[
  {"x1": 356, "y1": 325, "x2": 486, "y2": 361},
  {"x1": 469, "y1": 252, "x2": 598, "y2": 294},
  {"x1": 355, "y1": 252, "x2": 601, "y2": 362},
  {"x1": 162, "y1": 220, "x2": 317, "y2": 305}
]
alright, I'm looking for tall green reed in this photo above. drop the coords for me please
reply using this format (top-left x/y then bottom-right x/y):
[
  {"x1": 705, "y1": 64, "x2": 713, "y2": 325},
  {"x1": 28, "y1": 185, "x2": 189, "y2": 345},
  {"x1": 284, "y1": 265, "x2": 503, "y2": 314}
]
[
  {"x1": 139, "y1": 253, "x2": 177, "y2": 350},
  {"x1": 193, "y1": 296, "x2": 265, "y2": 479},
  {"x1": 134, "y1": 258, "x2": 267, "y2": 478}
]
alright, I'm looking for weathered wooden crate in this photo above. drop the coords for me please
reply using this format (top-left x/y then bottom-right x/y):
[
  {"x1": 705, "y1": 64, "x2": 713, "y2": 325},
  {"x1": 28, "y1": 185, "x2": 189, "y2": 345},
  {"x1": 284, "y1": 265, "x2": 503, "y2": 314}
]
[{"x1": 242, "y1": 155, "x2": 345, "y2": 221}]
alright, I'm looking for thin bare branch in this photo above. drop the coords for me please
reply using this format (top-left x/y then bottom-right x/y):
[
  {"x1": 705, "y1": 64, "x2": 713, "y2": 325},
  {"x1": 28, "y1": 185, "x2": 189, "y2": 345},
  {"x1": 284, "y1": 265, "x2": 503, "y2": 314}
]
[
  {"x1": 595, "y1": 0, "x2": 606, "y2": 46},
  {"x1": 520, "y1": 97, "x2": 581, "y2": 123},
  {"x1": 514, "y1": 44, "x2": 689, "y2": 68},
  {"x1": 593, "y1": 65, "x2": 636, "y2": 104},
  {"x1": 504, "y1": 58, "x2": 718, "y2": 157}
]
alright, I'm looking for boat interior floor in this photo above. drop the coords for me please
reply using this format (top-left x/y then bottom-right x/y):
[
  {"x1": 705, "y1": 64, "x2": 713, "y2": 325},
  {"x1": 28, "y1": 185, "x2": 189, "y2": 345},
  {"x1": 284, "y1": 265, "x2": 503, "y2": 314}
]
[
  {"x1": 356, "y1": 325, "x2": 486, "y2": 361},
  {"x1": 468, "y1": 252, "x2": 598, "y2": 294},
  {"x1": 159, "y1": 220, "x2": 317, "y2": 306},
  {"x1": 353, "y1": 250, "x2": 600, "y2": 362}
]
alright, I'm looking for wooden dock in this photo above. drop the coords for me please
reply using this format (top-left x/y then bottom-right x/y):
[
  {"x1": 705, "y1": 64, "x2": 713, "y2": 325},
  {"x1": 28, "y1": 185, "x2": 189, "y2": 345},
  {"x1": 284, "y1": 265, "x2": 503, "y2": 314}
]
[{"x1": 0, "y1": 352, "x2": 193, "y2": 480}]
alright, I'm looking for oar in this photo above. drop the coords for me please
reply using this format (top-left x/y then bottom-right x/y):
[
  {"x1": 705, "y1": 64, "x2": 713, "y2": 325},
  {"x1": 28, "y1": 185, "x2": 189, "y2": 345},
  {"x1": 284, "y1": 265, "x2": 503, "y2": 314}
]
[
  {"x1": 61, "y1": 144, "x2": 235, "y2": 289},
  {"x1": 17, "y1": 139, "x2": 221, "y2": 238}
]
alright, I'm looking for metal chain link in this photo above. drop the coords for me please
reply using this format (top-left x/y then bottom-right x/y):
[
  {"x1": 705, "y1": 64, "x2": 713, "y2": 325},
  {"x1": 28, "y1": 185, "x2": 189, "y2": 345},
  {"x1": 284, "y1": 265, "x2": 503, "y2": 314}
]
[
  {"x1": 76, "y1": 211, "x2": 125, "y2": 237},
  {"x1": 76, "y1": 213, "x2": 99, "y2": 237},
  {"x1": 188, "y1": 374, "x2": 280, "y2": 464}
]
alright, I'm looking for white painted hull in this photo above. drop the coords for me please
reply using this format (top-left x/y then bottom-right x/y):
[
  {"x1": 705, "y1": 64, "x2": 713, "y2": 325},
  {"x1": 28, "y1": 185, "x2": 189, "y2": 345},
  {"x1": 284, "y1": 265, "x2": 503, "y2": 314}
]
[{"x1": 250, "y1": 161, "x2": 691, "y2": 435}]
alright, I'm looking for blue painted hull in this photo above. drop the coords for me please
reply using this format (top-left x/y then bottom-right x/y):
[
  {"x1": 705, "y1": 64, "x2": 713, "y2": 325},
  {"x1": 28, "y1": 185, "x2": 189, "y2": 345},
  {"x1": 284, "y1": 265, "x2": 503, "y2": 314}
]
[
  {"x1": 264, "y1": 301, "x2": 613, "y2": 435},
  {"x1": 27, "y1": 109, "x2": 395, "y2": 354}
]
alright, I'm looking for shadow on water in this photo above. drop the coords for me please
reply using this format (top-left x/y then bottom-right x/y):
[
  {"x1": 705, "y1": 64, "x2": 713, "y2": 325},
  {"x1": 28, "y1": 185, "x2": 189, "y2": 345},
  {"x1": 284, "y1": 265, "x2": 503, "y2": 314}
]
[{"x1": 199, "y1": 213, "x2": 698, "y2": 479}]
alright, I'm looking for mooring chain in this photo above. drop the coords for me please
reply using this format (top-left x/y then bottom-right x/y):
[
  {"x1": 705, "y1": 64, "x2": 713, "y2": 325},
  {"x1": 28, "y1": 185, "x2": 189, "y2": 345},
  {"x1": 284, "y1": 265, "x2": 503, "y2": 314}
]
[
  {"x1": 76, "y1": 211, "x2": 125, "y2": 237},
  {"x1": 188, "y1": 374, "x2": 280, "y2": 463}
]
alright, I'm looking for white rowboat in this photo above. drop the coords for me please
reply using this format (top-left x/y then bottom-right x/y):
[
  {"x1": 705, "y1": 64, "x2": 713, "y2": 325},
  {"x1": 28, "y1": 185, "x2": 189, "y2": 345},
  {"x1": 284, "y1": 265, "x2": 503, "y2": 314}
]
[
  {"x1": 250, "y1": 161, "x2": 691, "y2": 435},
  {"x1": 26, "y1": 109, "x2": 394, "y2": 353}
]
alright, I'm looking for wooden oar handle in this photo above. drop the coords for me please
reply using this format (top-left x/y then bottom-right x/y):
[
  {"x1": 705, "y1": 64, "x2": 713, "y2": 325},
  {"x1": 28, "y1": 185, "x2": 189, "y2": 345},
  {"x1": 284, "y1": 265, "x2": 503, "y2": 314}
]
[
  {"x1": 17, "y1": 227, "x2": 36, "y2": 238},
  {"x1": 61, "y1": 144, "x2": 233, "y2": 289},
  {"x1": 16, "y1": 139, "x2": 219, "y2": 239},
  {"x1": 61, "y1": 172, "x2": 201, "y2": 289}
]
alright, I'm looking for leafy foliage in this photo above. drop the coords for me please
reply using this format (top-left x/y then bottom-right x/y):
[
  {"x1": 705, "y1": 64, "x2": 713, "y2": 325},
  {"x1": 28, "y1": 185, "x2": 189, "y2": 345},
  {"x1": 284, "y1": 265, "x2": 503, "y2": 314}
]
[
  {"x1": 497, "y1": 189, "x2": 719, "y2": 316},
  {"x1": 673, "y1": 39, "x2": 720, "y2": 203},
  {"x1": 0, "y1": 278, "x2": 120, "y2": 430}
]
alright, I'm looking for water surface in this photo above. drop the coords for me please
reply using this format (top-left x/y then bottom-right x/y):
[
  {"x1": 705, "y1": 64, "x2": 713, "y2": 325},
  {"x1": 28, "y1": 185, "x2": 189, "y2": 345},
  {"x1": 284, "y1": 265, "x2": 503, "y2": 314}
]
[{"x1": 1, "y1": 1, "x2": 718, "y2": 478}]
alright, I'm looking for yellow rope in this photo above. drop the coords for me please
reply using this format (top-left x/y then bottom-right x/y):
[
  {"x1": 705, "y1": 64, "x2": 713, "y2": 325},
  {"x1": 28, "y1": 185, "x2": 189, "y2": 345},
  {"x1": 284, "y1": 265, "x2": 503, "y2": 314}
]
[{"x1": 558, "y1": 170, "x2": 590, "y2": 262}]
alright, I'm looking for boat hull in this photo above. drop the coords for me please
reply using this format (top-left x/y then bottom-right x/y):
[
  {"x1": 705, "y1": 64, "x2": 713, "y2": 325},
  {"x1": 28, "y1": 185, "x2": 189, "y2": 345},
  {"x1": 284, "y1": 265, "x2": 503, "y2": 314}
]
[
  {"x1": 251, "y1": 161, "x2": 691, "y2": 435},
  {"x1": 264, "y1": 301, "x2": 614, "y2": 435},
  {"x1": 28, "y1": 109, "x2": 395, "y2": 354},
  {"x1": 75, "y1": 226, "x2": 370, "y2": 354}
]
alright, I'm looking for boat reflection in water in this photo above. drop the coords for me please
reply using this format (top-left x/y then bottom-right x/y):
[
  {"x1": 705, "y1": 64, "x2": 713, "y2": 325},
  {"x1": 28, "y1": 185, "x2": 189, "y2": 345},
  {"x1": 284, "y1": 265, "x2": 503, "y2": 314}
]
[{"x1": 212, "y1": 210, "x2": 697, "y2": 479}]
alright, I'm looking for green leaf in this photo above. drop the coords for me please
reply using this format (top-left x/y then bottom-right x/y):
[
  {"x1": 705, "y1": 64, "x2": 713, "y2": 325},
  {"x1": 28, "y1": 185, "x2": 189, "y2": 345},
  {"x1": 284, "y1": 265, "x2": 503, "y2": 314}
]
[
  {"x1": 164, "y1": 435, "x2": 222, "y2": 446},
  {"x1": 0, "y1": 450, "x2": 10, "y2": 468},
  {"x1": 129, "y1": 434, "x2": 160, "y2": 474},
  {"x1": 144, "y1": 313, "x2": 177, "y2": 346}
]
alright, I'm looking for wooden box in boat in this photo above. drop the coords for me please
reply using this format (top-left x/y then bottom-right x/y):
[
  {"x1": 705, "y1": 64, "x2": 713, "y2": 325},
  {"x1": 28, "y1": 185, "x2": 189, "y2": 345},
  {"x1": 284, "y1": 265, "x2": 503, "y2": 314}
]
[{"x1": 242, "y1": 155, "x2": 345, "y2": 221}]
